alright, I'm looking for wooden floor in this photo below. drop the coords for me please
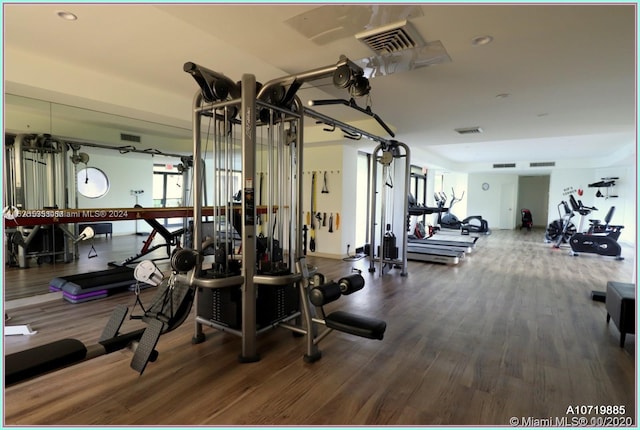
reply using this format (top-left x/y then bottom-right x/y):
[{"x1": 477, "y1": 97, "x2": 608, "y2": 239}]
[{"x1": 3, "y1": 229, "x2": 636, "y2": 425}]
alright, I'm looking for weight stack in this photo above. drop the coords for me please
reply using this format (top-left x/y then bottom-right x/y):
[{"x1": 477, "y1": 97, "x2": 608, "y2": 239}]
[
  {"x1": 197, "y1": 282, "x2": 299, "y2": 330},
  {"x1": 378, "y1": 234, "x2": 398, "y2": 259}
]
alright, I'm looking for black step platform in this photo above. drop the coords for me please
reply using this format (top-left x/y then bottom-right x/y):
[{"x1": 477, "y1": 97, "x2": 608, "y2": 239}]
[{"x1": 49, "y1": 266, "x2": 137, "y2": 303}]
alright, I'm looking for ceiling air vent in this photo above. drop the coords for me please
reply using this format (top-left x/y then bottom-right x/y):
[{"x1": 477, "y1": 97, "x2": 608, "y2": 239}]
[
  {"x1": 530, "y1": 161, "x2": 556, "y2": 167},
  {"x1": 355, "y1": 20, "x2": 424, "y2": 54},
  {"x1": 455, "y1": 127, "x2": 483, "y2": 135},
  {"x1": 120, "y1": 133, "x2": 141, "y2": 143},
  {"x1": 493, "y1": 163, "x2": 516, "y2": 169}
]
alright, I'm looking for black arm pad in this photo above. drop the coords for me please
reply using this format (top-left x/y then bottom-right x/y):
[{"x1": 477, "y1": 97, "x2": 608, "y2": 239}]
[
  {"x1": 309, "y1": 281, "x2": 342, "y2": 306},
  {"x1": 338, "y1": 274, "x2": 364, "y2": 295}
]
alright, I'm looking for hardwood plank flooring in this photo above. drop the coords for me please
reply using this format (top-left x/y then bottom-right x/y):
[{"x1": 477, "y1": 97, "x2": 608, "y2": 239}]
[{"x1": 3, "y1": 229, "x2": 636, "y2": 425}]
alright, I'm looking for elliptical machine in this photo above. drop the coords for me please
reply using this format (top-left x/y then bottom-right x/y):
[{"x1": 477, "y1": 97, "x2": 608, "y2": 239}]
[
  {"x1": 436, "y1": 188, "x2": 490, "y2": 235},
  {"x1": 436, "y1": 190, "x2": 463, "y2": 230}
]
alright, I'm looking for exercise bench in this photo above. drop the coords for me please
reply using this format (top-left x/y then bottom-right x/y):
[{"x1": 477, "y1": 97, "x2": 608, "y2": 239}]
[
  {"x1": 302, "y1": 273, "x2": 387, "y2": 362},
  {"x1": 114, "y1": 204, "x2": 184, "y2": 266},
  {"x1": 605, "y1": 281, "x2": 635, "y2": 347}
]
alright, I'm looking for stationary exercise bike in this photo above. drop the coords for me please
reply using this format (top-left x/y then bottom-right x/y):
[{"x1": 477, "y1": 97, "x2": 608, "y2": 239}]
[
  {"x1": 586, "y1": 205, "x2": 624, "y2": 240},
  {"x1": 566, "y1": 195, "x2": 624, "y2": 260},
  {"x1": 549, "y1": 195, "x2": 623, "y2": 260},
  {"x1": 545, "y1": 200, "x2": 576, "y2": 244}
]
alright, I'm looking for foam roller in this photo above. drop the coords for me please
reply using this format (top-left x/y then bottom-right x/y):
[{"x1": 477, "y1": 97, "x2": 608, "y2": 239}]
[
  {"x1": 309, "y1": 281, "x2": 342, "y2": 306},
  {"x1": 338, "y1": 274, "x2": 365, "y2": 295}
]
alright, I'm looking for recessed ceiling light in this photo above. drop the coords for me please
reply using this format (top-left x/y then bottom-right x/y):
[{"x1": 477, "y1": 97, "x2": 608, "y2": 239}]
[
  {"x1": 471, "y1": 35, "x2": 493, "y2": 46},
  {"x1": 57, "y1": 11, "x2": 77, "y2": 21}
]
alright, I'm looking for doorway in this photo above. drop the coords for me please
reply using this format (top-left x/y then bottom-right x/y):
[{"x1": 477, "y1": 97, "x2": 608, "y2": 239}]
[
  {"x1": 499, "y1": 182, "x2": 517, "y2": 229},
  {"x1": 517, "y1": 175, "x2": 550, "y2": 228}
]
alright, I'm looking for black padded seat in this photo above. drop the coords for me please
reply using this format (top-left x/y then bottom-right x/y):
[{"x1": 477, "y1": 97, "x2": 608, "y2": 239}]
[
  {"x1": 325, "y1": 311, "x2": 386, "y2": 340},
  {"x1": 5, "y1": 339, "x2": 87, "y2": 386}
]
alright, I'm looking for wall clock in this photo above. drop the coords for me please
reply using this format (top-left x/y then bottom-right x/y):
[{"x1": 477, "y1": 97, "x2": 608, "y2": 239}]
[{"x1": 77, "y1": 167, "x2": 110, "y2": 198}]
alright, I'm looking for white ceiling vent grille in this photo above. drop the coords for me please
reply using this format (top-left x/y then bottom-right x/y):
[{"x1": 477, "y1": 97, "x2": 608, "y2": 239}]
[
  {"x1": 530, "y1": 161, "x2": 556, "y2": 167},
  {"x1": 493, "y1": 163, "x2": 516, "y2": 169},
  {"x1": 355, "y1": 20, "x2": 424, "y2": 54},
  {"x1": 455, "y1": 127, "x2": 483, "y2": 135}
]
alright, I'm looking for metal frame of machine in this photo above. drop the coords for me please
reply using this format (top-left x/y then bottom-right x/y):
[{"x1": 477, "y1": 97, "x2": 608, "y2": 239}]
[{"x1": 177, "y1": 57, "x2": 386, "y2": 362}]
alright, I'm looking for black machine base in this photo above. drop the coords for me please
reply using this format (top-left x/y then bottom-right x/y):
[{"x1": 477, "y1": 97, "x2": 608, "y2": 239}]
[
  {"x1": 569, "y1": 234, "x2": 623, "y2": 260},
  {"x1": 238, "y1": 353, "x2": 261, "y2": 363},
  {"x1": 192, "y1": 332, "x2": 206, "y2": 344},
  {"x1": 303, "y1": 351, "x2": 322, "y2": 363},
  {"x1": 591, "y1": 291, "x2": 606, "y2": 302}
]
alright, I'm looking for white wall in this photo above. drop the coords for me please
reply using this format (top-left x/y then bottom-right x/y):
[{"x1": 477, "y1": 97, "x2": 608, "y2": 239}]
[
  {"x1": 594, "y1": 166, "x2": 635, "y2": 244},
  {"x1": 302, "y1": 144, "x2": 349, "y2": 259},
  {"x1": 442, "y1": 172, "x2": 469, "y2": 218},
  {"x1": 467, "y1": 173, "x2": 519, "y2": 229},
  {"x1": 76, "y1": 148, "x2": 154, "y2": 235},
  {"x1": 548, "y1": 168, "x2": 596, "y2": 225},
  {"x1": 342, "y1": 145, "x2": 360, "y2": 256}
]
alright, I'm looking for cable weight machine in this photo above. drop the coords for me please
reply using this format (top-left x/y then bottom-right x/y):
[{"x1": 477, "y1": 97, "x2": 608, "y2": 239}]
[
  {"x1": 170, "y1": 58, "x2": 388, "y2": 364},
  {"x1": 368, "y1": 141, "x2": 410, "y2": 276},
  {"x1": 4, "y1": 133, "x2": 75, "y2": 267}
]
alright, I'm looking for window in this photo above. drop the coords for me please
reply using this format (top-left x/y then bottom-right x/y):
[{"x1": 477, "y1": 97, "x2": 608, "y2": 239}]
[{"x1": 153, "y1": 163, "x2": 183, "y2": 227}]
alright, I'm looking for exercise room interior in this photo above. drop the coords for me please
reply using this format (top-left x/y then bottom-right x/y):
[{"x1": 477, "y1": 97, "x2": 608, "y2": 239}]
[{"x1": 3, "y1": 3, "x2": 637, "y2": 427}]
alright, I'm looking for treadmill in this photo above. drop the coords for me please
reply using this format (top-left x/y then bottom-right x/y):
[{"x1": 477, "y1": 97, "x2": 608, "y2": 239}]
[
  {"x1": 407, "y1": 243, "x2": 464, "y2": 264},
  {"x1": 409, "y1": 237, "x2": 473, "y2": 254},
  {"x1": 406, "y1": 195, "x2": 466, "y2": 264},
  {"x1": 423, "y1": 231, "x2": 478, "y2": 250}
]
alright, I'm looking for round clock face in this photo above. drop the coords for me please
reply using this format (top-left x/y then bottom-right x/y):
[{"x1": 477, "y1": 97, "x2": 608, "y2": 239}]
[
  {"x1": 77, "y1": 167, "x2": 110, "y2": 198},
  {"x1": 482, "y1": 182, "x2": 490, "y2": 191}
]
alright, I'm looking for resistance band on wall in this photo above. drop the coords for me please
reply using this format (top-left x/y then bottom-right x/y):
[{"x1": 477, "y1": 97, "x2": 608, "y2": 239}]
[
  {"x1": 322, "y1": 171, "x2": 329, "y2": 193},
  {"x1": 309, "y1": 171, "x2": 316, "y2": 252}
]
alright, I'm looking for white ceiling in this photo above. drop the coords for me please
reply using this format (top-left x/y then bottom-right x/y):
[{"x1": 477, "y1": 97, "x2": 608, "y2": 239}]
[{"x1": 3, "y1": 3, "x2": 637, "y2": 172}]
